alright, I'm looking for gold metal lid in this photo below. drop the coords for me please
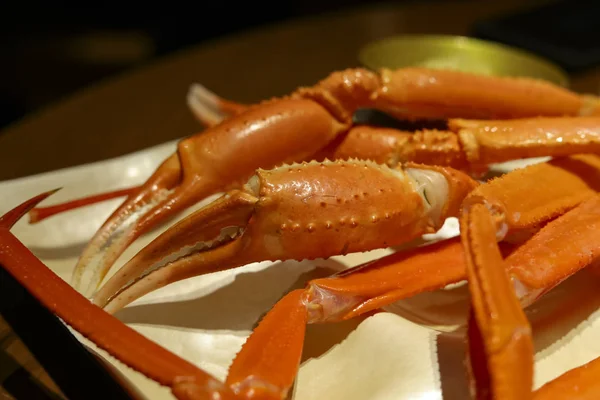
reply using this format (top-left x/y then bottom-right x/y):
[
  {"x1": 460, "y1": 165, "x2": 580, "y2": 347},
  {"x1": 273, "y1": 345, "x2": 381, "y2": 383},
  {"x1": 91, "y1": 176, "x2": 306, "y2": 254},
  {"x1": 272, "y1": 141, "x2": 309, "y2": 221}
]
[{"x1": 359, "y1": 34, "x2": 569, "y2": 87}]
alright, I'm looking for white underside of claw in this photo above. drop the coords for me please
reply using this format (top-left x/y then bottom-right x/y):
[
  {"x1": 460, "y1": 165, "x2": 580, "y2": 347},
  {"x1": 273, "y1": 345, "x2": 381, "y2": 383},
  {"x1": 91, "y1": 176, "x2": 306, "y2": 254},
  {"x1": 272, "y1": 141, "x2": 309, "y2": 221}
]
[
  {"x1": 106, "y1": 225, "x2": 244, "y2": 304},
  {"x1": 512, "y1": 277, "x2": 546, "y2": 309},
  {"x1": 187, "y1": 83, "x2": 229, "y2": 126},
  {"x1": 138, "y1": 226, "x2": 241, "y2": 283},
  {"x1": 75, "y1": 188, "x2": 173, "y2": 297},
  {"x1": 405, "y1": 168, "x2": 449, "y2": 227}
]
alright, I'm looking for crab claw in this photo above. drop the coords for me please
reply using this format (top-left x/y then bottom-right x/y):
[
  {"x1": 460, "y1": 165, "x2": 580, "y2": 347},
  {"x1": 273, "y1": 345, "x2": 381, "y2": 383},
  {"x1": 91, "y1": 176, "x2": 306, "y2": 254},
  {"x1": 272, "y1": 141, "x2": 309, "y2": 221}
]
[
  {"x1": 72, "y1": 97, "x2": 350, "y2": 298},
  {"x1": 71, "y1": 152, "x2": 184, "y2": 297},
  {"x1": 92, "y1": 188, "x2": 258, "y2": 312},
  {"x1": 93, "y1": 158, "x2": 469, "y2": 313}
]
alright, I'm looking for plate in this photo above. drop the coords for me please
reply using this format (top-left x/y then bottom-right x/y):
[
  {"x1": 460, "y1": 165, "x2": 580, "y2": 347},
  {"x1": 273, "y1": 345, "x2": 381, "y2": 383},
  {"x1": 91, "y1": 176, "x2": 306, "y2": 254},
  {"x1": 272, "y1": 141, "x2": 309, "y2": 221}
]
[
  {"x1": 358, "y1": 34, "x2": 569, "y2": 87},
  {"x1": 2, "y1": 142, "x2": 600, "y2": 399}
]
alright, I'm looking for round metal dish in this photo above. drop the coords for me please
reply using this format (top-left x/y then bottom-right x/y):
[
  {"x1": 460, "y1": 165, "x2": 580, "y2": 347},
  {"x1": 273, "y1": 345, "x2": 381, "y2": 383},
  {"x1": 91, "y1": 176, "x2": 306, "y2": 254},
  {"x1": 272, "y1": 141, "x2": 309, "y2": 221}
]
[{"x1": 359, "y1": 34, "x2": 569, "y2": 87}]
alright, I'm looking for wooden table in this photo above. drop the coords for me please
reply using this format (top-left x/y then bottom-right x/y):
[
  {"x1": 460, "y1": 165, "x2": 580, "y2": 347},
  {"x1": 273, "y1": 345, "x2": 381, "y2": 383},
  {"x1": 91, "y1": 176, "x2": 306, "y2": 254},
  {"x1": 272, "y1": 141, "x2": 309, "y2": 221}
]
[{"x1": 2, "y1": 0, "x2": 600, "y2": 398}]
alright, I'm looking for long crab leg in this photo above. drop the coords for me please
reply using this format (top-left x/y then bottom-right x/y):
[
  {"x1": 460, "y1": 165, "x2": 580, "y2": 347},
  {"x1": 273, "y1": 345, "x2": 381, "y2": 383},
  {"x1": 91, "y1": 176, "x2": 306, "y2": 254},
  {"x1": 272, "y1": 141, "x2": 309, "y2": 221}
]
[
  {"x1": 462, "y1": 193, "x2": 600, "y2": 398},
  {"x1": 458, "y1": 155, "x2": 600, "y2": 398},
  {"x1": 0, "y1": 192, "x2": 236, "y2": 400},
  {"x1": 92, "y1": 159, "x2": 477, "y2": 312},
  {"x1": 331, "y1": 117, "x2": 600, "y2": 174},
  {"x1": 190, "y1": 67, "x2": 600, "y2": 122},
  {"x1": 225, "y1": 289, "x2": 308, "y2": 399},
  {"x1": 185, "y1": 84, "x2": 600, "y2": 172},
  {"x1": 461, "y1": 202, "x2": 534, "y2": 398},
  {"x1": 450, "y1": 117, "x2": 600, "y2": 172}
]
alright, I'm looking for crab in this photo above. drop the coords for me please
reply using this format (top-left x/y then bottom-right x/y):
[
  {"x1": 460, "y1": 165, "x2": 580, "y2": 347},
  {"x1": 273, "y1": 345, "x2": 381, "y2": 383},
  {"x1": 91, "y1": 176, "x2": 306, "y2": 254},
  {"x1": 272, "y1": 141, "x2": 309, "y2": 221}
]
[
  {"x1": 5, "y1": 66, "x2": 600, "y2": 398},
  {"x1": 23, "y1": 67, "x2": 600, "y2": 299},
  {"x1": 4, "y1": 152, "x2": 600, "y2": 399}
]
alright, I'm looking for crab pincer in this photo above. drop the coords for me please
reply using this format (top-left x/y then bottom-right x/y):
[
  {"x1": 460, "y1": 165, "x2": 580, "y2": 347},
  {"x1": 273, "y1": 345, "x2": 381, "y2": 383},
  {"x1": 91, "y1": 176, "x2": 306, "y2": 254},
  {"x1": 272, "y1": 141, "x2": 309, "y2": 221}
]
[{"x1": 91, "y1": 158, "x2": 476, "y2": 312}]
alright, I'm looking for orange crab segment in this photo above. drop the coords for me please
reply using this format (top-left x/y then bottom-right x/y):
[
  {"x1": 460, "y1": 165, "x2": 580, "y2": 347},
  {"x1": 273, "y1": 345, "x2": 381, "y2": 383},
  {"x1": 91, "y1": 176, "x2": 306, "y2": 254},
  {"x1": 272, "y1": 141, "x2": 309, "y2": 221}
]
[
  {"x1": 374, "y1": 67, "x2": 599, "y2": 120},
  {"x1": 226, "y1": 289, "x2": 307, "y2": 400},
  {"x1": 314, "y1": 125, "x2": 412, "y2": 165},
  {"x1": 221, "y1": 239, "x2": 466, "y2": 400},
  {"x1": 507, "y1": 194, "x2": 600, "y2": 306},
  {"x1": 452, "y1": 117, "x2": 600, "y2": 170},
  {"x1": 461, "y1": 202, "x2": 534, "y2": 399},
  {"x1": 70, "y1": 152, "x2": 183, "y2": 297},
  {"x1": 220, "y1": 187, "x2": 600, "y2": 399},
  {"x1": 317, "y1": 125, "x2": 469, "y2": 169},
  {"x1": 95, "y1": 159, "x2": 477, "y2": 313},
  {"x1": 0, "y1": 192, "x2": 232, "y2": 399},
  {"x1": 187, "y1": 68, "x2": 600, "y2": 125},
  {"x1": 305, "y1": 237, "x2": 466, "y2": 322},
  {"x1": 72, "y1": 98, "x2": 349, "y2": 297},
  {"x1": 465, "y1": 154, "x2": 600, "y2": 234},
  {"x1": 533, "y1": 357, "x2": 600, "y2": 400}
]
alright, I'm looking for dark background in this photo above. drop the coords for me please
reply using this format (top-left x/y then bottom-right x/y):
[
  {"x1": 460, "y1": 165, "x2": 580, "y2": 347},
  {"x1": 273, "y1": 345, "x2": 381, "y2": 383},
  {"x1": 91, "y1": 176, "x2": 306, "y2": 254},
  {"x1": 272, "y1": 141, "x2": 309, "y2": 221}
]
[
  {"x1": 1, "y1": 0, "x2": 396, "y2": 131},
  {"x1": 2, "y1": 0, "x2": 600, "y2": 132}
]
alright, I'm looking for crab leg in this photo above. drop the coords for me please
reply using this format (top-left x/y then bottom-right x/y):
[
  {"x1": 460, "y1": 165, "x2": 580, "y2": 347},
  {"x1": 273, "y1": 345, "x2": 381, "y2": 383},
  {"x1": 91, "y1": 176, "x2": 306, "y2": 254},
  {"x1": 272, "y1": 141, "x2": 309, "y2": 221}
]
[
  {"x1": 226, "y1": 289, "x2": 308, "y2": 399},
  {"x1": 451, "y1": 117, "x2": 600, "y2": 172},
  {"x1": 461, "y1": 202, "x2": 534, "y2": 399},
  {"x1": 93, "y1": 159, "x2": 477, "y2": 312},
  {"x1": 188, "y1": 67, "x2": 600, "y2": 123},
  {"x1": 304, "y1": 237, "x2": 466, "y2": 322},
  {"x1": 534, "y1": 357, "x2": 600, "y2": 399},
  {"x1": 353, "y1": 68, "x2": 600, "y2": 119},
  {"x1": 0, "y1": 192, "x2": 236, "y2": 400},
  {"x1": 215, "y1": 238, "x2": 465, "y2": 400}
]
